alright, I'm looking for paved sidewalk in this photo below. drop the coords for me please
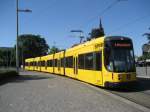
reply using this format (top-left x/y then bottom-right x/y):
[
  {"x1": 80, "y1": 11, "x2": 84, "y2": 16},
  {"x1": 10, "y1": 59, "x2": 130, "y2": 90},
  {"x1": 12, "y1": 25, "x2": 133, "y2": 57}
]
[{"x1": 0, "y1": 71, "x2": 145, "y2": 112}]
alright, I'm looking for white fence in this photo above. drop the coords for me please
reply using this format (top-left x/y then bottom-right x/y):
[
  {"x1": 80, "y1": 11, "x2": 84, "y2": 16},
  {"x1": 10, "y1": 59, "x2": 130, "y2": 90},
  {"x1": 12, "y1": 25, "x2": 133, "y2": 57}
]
[{"x1": 136, "y1": 67, "x2": 150, "y2": 78}]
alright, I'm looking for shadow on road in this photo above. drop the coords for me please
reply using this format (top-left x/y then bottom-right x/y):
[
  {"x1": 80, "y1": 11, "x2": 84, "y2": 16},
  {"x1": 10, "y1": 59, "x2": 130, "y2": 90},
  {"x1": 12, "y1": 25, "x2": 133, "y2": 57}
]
[
  {"x1": 0, "y1": 74, "x2": 54, "y2": 86},
  {"x1": 107, "y1": 78, "x2": 150, "y2": 92}
]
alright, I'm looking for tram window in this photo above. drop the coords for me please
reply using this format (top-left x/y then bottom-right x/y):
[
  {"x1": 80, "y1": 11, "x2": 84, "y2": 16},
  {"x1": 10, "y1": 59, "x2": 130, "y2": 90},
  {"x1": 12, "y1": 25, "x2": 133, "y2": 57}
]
[
  {"x1": 43, "y1": 61, "x2": 46, "y2": 66},
  {"x1": 69, "y1": 56, "x2": 73, "y2": 68},
  {"x1": 33, "y1": 61, "x2": 35, "y2": 66},
  {"x1": 47, "y1": 60, "x2": 49, "y2": 66},
  {"x1": 47, "y1": 60, "x2": 53, "y2": 67},
  {"x1": 65, "y1": 56, "x2": 73, "y2": 68},
  {"x1": 65, "y1": 58, "x2": 68, "y2": 67},
  {"x1": 25, "y1": 62, "x2": 28, "y2": 66},
  {"x1": 38, "y1": 61, "x2": 40, "y2": 66},
  {"x1": 61, "y1": 58, "x2": 64, "y2": 67},
  {"x1": 41, "y1": 61, "x2": 45, "y2": 66},
  {"x1": 57, "y1": 60, "x2": 60, "y2": 67},
  {"x1": 41, "y1": 61, "x2": 43, "y2": 66},
  {"x1": 78, "y1": 54, "x2": 84, "y2": 69},
  {"x1": 95, "y1": 52, "x2": 102, "y2": 70},
  {"x1": 85, "y1": 53, "x2": 93, "y2": 70},
  {"x1": 50, "y1": 60, "x2": 53, "y2": 67},
  {"x1": 44, "y1": 61, "x2": 45, "y2": 66},
  {"x1": 30, "y1": 62, "x2": 33, "y2": 66},
  {"x1": 45, "y1": 61, "x2": 47, "y2": 69},
  {"x1": 54, "y1": 59, "x2": 57, "y2": 67}
]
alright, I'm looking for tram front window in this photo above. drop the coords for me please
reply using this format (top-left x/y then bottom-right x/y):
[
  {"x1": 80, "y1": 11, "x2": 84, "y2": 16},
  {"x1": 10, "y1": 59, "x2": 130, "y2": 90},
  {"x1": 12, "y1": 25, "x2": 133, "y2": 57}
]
[
  {"x1": 105, "y1": 44, "x2": 135, "y2": 72},
  {"x1": 113, "y1": 49, "x2": 135, "y2": 72}
]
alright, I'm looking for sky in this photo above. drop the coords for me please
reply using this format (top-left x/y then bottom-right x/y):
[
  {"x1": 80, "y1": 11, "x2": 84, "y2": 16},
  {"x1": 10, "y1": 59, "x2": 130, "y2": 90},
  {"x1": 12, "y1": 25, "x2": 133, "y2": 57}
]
[{"x1": 0, "y1": 0, "x2": 150, "y2": 56}]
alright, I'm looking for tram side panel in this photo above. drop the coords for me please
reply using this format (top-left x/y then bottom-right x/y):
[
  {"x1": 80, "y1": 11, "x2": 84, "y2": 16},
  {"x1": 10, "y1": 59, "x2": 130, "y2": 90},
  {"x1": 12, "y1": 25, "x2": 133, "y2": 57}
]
[
  {"x1": 29, "y1": 58, "x2": 34, "y2": 71},
  {"x1": 46, "y1": 54, "x2": 54, "y2": 73},
  {"x1": 59, "y1": 51, "x2": 65, "y2": 75},
  {"x1": 41, "y1": 55, "x2": 48, "y2": 72},
  {"x1": 53, "y1": 52, "x2": 60, "y2": 74},
  {"x1": 76, "y1": 44, "x2": 102, "y2": 85},
  {"x1": 25, "y1": 59, "x2": 30, "y2": 70},
  {"x1": 36, "y1": 57, "x2": 41, "y2": 72},
  {"x1": 65, "y1": 49, "x2": 75, "y2": 78}
]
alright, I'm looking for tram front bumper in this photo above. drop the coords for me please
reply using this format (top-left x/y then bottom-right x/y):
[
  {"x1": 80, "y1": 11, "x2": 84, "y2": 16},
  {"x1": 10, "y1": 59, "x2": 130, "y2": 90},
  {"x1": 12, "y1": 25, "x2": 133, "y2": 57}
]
[{"x1": 104, "y1": 81, "x2": 138, "y2": 88}]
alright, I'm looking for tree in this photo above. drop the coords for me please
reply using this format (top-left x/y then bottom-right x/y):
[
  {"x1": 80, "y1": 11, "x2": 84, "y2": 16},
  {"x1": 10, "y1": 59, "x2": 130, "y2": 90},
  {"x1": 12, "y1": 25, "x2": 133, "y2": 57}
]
[
  {"x1": 140, "y1": 28, "x2": 150, "y2": 61},
  {"x1": 90, "y1": 28, "x2": 105, "y2": 39},
  {"x1": 49, "y1": 46, "x2": 60, "y2": 54},
  {"x1": 143, "y1": 28, "x2": 150, "y2": 43},
  {"x1": 0, "y1": 47, "x2": 15, "y2": 67},
  {"x1": 18, "y1": 34, "x2": 49, "y2": 65},
  {"x1": 90, "y1": 19, "x2": 105, "y2": 39}
]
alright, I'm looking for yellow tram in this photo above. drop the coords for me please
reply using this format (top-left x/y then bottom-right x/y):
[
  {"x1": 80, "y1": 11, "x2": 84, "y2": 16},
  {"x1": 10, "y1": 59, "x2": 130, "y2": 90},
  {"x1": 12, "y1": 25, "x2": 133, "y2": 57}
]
[{"x1": 25, "y1": 36, "x2": 137, "y2": 87}]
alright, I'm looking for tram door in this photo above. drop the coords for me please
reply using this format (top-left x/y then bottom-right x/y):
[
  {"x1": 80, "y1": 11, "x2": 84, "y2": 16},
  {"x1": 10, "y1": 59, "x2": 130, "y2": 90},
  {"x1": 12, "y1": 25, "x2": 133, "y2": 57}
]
[
  {"x1": 74, "y1": 55, "x2": 78, "y2": 78},
  {"x1": 53, "y1": 54, "x2": 54, "y2": 73},
  {"x1": 57, "y1": 53, "x2": 61, "y2": 74},
  {"x1": 95, "y1": 51, "x2": 103, "y2": 85}
]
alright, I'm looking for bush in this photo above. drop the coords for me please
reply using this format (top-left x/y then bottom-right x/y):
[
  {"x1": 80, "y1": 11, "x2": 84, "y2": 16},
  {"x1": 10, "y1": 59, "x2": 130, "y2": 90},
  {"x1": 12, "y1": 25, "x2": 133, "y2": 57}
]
[{"x1": 0, "y1": 71, "x2": 19, "y2": 80}]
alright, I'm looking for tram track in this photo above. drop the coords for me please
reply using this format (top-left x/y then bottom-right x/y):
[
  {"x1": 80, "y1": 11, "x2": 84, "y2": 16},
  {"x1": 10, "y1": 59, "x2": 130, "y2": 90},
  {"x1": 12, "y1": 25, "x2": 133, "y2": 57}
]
[
  {"x1": 141, "y1": 91, "x2": 150, "y2": 96},
  {"x1": 106, "y1": 89, "x2": 150, "y2": 109},
  {"x1": 83, "y1": 82, "x2": 150, "y2": 112},
  {"x1": 104, "y1": 77, "x2": 150, "y2": 109}
]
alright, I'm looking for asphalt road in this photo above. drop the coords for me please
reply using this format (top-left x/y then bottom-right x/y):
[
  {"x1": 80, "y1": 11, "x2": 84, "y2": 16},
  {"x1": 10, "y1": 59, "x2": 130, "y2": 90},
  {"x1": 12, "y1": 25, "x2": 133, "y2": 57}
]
[
  {"x1": 107, "y1": 77, "x2": 150, "y2": 109},
  {"x1": 0, "y1": 71, "x2": 147, "y2": 112}
]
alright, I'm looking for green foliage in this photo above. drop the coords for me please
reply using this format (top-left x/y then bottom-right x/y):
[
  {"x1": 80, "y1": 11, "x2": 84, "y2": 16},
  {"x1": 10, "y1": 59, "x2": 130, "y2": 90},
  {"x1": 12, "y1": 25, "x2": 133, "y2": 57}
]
[
  {"x1": 90, "y1": 28, "x2": 105, "y2": 39},
  {"x1": 143, "y1": 28, "x2": 150, "y2": 43},
  {"x1": 18, "y1": 34, "x2": 49, "y2": 65},
  {"x1": 143, "y1": 33, "x2": 150, "y2": 43},
  {"x1": 138, "y1": 53, "x2": 150, "y2": 61},
  {"x1": 0, "y1": 47, "x2": 15, "y2": 67},
  {"x1": 0, "y1": 70, "x2": 18, "y2": 79},
  {"x1": 49, "y1": 46, "x2": 60, "y2": 54},
  {"x1": 139, "y1": 28, "x2": 150, "y2": 61}
]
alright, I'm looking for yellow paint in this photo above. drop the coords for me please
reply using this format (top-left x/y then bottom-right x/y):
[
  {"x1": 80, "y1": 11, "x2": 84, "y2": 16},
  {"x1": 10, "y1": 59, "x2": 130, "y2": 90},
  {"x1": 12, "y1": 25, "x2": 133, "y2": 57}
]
[{"x1": 25, "y1": 58, "x2": 34, "y2": 71}]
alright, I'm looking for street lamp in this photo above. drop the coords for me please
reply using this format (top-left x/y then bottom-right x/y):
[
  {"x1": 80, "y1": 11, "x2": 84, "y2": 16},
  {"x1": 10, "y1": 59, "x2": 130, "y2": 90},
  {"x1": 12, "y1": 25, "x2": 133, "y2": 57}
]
[
  {"x1": 16, "y1": 0, "x2": 32, "y2": 73},
  {"x1": 70, "y1": 30, "x2": 84, "y2": 43}
]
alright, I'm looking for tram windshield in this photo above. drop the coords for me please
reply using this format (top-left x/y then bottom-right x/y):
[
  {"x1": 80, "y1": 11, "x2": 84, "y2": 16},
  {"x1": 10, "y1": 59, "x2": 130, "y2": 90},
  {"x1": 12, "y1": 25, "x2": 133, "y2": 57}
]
[{"x1": 104, "y1": 39, "x2": 136, "y2": 72}]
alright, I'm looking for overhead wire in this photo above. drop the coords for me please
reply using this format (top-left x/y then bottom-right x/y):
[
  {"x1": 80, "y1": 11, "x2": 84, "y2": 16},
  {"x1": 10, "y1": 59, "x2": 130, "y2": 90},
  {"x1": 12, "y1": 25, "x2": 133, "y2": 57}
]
[
  {"x1": 109, "y1": 14, "x2": 150, "y2": 34},
  {"x1": 78, "y1": 0, "x2": 124, "y2": 29}
]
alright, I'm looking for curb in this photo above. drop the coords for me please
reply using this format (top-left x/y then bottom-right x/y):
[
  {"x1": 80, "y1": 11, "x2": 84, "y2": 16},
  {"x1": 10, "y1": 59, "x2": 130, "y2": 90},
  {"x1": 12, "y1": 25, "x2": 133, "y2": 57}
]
[{"x1": 137, "y1": 76, "x2": 150, "y2": 79}]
